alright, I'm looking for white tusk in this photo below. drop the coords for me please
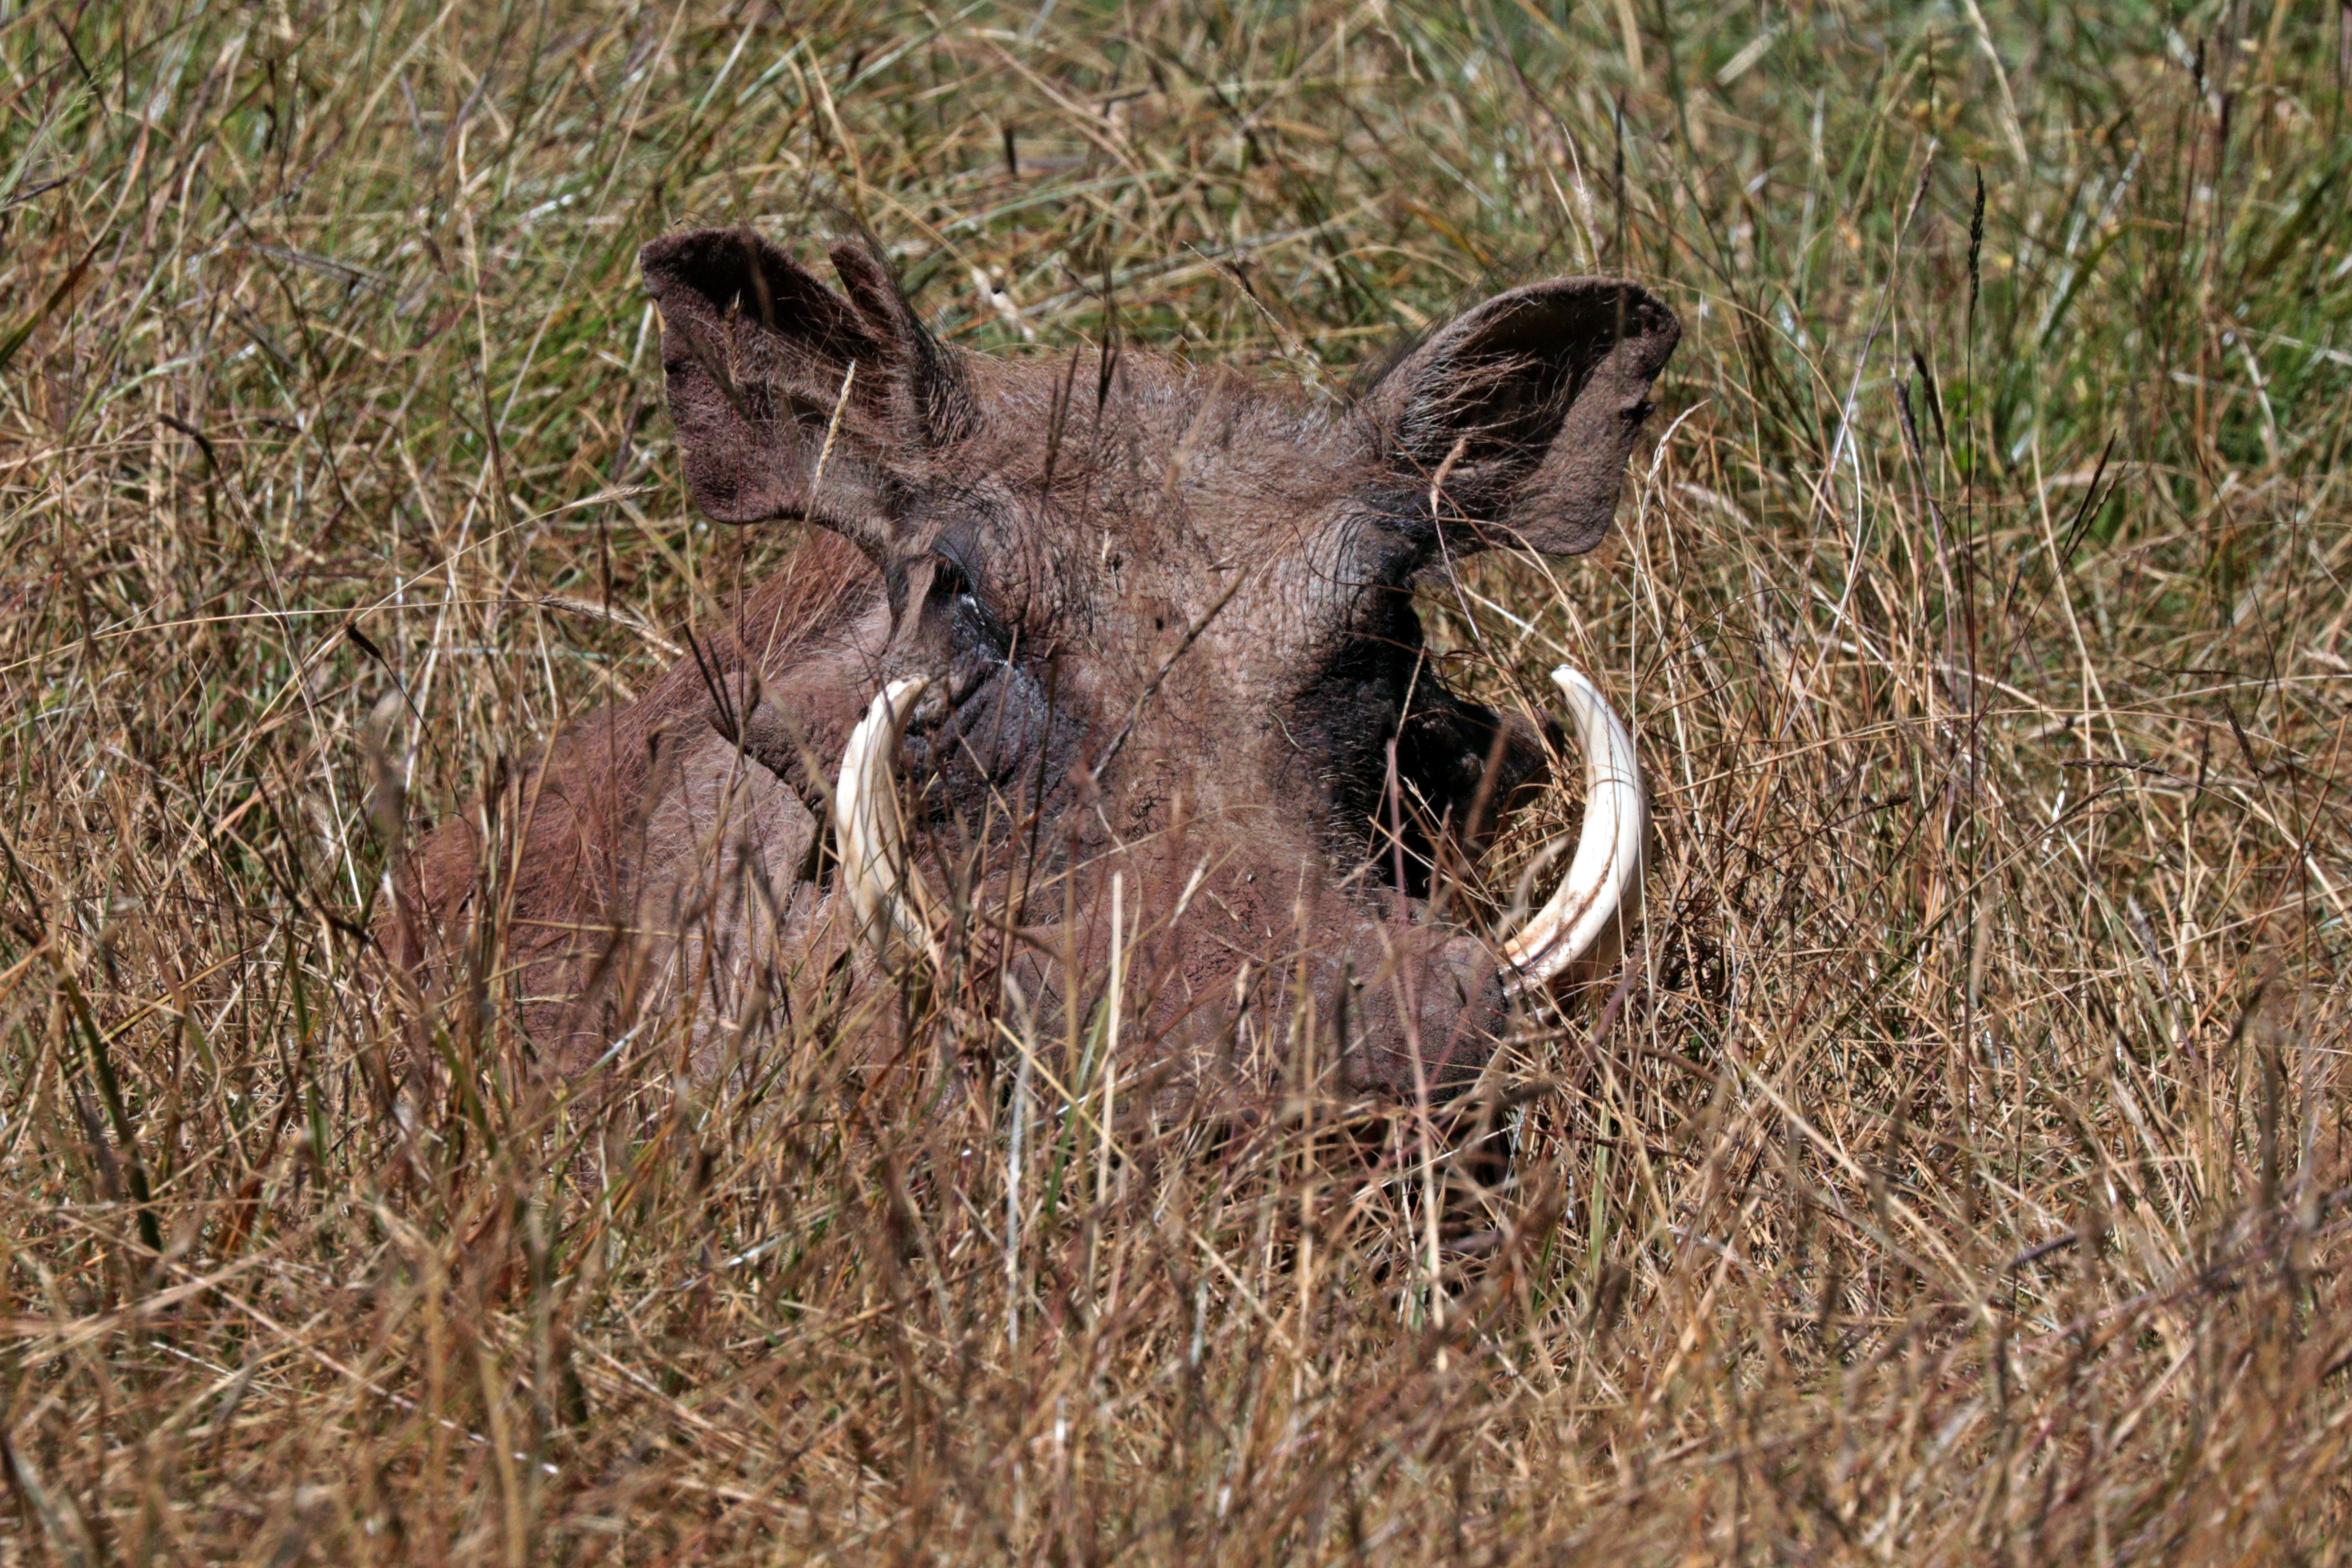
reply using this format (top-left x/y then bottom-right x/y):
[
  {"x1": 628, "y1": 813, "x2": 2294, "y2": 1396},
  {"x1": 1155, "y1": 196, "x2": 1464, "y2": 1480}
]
[
  {"x1": 835, "y1": 676, "x2": 934, "y2": 954},
  {"x1": 1501, "y1": 665, "x2": 1646, "y2": 993}
]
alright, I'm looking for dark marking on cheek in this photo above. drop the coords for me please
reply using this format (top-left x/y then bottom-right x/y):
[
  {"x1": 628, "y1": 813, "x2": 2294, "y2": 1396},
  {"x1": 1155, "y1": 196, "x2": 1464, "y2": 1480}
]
[
  {"x1": 1285, "y1": 580, "x2": 1553, "y2": 899},
  {"x1": 906, "y1": 654, "x2": 1086, "y2": 831}
]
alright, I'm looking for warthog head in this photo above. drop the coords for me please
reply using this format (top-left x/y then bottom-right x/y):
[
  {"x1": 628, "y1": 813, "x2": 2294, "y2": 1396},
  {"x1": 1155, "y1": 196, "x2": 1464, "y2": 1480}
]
[{"x1": 393, "y1": 229, "x2": 1678, "y2": 1108}]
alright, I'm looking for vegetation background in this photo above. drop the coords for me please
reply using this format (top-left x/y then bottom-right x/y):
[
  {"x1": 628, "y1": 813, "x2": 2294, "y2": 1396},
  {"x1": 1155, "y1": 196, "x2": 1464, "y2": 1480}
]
[{"x1": 3, "y1": 0, "x2": 2350, "y2": 1560}]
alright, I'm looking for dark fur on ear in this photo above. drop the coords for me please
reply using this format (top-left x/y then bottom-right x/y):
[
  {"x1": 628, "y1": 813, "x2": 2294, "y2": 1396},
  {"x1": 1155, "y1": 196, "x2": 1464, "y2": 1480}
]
[
  {"x1": 640, "y1": 229, "x2": 976, "y2": 564},
  {"x1": 1357, "y1": 277, "x2": 1680, "y2": 557},
  {"x1": 824, "y1": 242, "x2": 980, "y2": 447}
]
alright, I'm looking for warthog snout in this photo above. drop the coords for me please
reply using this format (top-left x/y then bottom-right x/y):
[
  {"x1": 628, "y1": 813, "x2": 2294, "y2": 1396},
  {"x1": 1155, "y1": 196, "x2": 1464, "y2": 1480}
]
[{"x1": 833, "y1": 660, "x2": 1644, "y2": 1099}]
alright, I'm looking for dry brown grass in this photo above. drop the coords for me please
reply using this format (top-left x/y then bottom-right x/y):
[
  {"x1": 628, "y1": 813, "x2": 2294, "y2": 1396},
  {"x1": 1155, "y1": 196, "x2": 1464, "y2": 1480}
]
[{"x1": 4, "y1": 0, "x2": 2351, "y2": 1561}]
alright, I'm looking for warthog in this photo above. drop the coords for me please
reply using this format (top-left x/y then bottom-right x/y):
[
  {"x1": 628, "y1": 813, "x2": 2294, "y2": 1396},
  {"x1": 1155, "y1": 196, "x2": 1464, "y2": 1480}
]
[{"x1": 390, "y1": 229, "x2": 1677, "y2": 1110}]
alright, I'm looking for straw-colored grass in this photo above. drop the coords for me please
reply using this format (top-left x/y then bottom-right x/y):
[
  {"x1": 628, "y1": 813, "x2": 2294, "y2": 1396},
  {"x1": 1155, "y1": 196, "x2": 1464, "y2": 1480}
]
[{"x1": 4, "y1": 0, "x2": 2349, "y2": 1561}]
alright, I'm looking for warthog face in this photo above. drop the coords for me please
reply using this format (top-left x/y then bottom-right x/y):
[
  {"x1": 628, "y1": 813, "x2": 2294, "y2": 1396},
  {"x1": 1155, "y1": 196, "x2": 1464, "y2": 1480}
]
[{"x1": 393, "y1": 229, "x2": 1677, "y2": 1106}]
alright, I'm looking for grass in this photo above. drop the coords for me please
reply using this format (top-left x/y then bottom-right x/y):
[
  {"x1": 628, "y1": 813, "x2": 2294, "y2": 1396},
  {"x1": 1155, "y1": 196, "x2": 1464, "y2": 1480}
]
[{"x1": 4, "y1": 0, "x2": 2351, "y2": 1560}]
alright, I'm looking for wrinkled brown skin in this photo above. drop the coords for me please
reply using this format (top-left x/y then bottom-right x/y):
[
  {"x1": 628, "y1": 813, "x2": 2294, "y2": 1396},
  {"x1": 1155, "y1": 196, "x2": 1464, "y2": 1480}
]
[{"x1": 388, "y1": 230, "x2": 1679, "y2": 1113}]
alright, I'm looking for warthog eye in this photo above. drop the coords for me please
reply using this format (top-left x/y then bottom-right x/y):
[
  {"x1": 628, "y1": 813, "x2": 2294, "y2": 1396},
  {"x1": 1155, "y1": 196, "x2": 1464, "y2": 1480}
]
[
  {"x1": 931, "y1": 551, "x2": 972, "y2": 598},
  {"x1": 929, "y1": 545, "x2": 1011, "y2": 657}
]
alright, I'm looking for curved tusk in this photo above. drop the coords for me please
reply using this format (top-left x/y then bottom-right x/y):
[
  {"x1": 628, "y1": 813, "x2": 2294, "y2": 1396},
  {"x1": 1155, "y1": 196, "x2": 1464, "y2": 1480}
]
[
  {"x1": 835, "y1": 676, "x2": 934, "y2": 954},
  {"x1": 1501, "y1": 665, "x2": 1646, "y2": 993}
]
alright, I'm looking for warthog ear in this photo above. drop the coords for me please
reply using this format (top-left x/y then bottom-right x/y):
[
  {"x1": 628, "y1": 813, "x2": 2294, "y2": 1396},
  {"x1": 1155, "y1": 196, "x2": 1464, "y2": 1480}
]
[
  {"x1": 640, "y1": 229, "x2": 976, "y2": 564},
  {"x1": 1359, "y1": 278, "x2": 1680, "y2": 557}
]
